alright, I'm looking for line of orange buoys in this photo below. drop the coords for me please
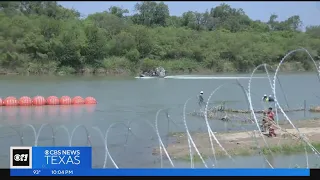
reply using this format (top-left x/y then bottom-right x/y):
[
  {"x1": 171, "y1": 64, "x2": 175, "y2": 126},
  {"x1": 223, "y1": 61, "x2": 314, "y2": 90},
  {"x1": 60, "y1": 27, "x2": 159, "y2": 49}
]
[{"x1": 0, "y1": 96, "x2": 97, "y2": 106}]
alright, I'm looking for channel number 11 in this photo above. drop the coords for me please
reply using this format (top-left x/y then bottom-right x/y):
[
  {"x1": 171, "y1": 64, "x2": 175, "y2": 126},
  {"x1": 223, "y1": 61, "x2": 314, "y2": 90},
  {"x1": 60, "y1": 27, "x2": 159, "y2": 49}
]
[{"x1": 14, "y1": 154, "x2": 28, "y2": 161}]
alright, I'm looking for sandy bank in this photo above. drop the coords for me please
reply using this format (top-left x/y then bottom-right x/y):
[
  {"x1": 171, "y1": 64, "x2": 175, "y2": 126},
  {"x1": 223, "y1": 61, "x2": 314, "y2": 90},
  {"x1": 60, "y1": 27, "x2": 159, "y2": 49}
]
[{"x1": 153, "y1": 119, "x2": 320, "y2": 160}]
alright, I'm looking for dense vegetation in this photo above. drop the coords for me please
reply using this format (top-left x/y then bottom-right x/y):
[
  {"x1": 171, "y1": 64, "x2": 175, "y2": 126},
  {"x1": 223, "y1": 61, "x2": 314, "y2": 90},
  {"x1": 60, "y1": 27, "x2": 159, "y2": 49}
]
[{"x1": 1, "y1": 1, "x2": 320, "y2": 75}]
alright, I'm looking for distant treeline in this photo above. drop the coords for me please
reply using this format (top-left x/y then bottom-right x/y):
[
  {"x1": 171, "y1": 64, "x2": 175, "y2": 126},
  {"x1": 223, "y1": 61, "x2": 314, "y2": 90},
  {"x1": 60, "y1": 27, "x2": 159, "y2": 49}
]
[{"x1": 1, "y1": 1, "x2": 320, "y2": 75}]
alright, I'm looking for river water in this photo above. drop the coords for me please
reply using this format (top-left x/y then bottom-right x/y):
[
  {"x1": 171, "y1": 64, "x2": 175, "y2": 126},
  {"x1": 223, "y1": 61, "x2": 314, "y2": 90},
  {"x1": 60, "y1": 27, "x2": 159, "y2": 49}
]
[{"x1": 0, "y1": 73, "x2": 320, "y2": 168}]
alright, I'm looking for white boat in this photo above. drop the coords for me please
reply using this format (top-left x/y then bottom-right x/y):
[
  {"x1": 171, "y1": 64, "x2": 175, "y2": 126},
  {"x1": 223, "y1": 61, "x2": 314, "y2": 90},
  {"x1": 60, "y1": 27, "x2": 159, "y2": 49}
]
[{"x1": 134, "y1": 76, "x2": 159, "y2": 79}]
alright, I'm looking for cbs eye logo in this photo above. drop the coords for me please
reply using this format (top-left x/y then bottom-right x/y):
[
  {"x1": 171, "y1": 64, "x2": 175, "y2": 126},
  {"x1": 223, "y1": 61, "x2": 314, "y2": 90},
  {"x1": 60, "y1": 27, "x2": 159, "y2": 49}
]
[{"x1": 10, "y1": 147, "x2": 32, "y2": 169}]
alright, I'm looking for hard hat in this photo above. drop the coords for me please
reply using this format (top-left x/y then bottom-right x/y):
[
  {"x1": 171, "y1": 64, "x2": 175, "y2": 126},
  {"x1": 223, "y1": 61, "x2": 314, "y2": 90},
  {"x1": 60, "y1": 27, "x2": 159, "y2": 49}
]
[
  {"x1": 200, "y1": 91, "x2": 204, "y2": 94},
  {"x1": 263, "y1": 94, "x2": 267, "y2": 97},
  {"x1": 269, "y1": 95, "x2": 272, "y2": 97}
]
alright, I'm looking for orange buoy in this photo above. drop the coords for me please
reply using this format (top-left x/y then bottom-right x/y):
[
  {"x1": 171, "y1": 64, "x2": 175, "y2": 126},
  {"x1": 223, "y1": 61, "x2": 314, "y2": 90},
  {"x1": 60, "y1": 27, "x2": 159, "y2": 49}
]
[
  {"x1": 19, "y1": 96, "x2": 32, "y2": 106},
  {"x1": 3, "y1": 96, "x2": 18, "y2": 106},
  {"x1": 84, "y1": 97, "x2": 97, "y2": 104},
  {"x1": 72, "y1": 96, "x2": 85, "y2": 105},
  {"x1": 32, "y1": 96, "x2": 46, "y2": 106},
  {"x1": 60, "y1": 96, "x2": 72, "y2": 105},
  {"x1": 47, "y1": 96, "x2": 60, "y2": 105},
  {"x1": 0, "y1": 98, "x2": 3, "y2": 106}
]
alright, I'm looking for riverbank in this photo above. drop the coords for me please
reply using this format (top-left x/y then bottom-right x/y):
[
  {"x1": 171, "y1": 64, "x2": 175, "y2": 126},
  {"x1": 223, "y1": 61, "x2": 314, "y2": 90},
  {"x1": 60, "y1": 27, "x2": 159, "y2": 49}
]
[
  {"x1": 0, "y1": 61, "x2": 313, "y2": 77},
  {"x1": 153, "y1": 119, "x2": 320, "y2": 161},
  {"x1": 190, "y1": 108, "x2": 305, "y2": 120}
]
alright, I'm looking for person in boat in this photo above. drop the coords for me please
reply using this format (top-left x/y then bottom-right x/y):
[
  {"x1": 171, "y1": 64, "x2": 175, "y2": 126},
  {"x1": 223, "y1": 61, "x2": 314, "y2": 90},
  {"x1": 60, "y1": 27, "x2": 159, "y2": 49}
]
[
  {"x1": 198, "y1": 91, "x2": 204, "y2": 107},
  {"x1": 268, "y1": 95, "x2": 274, "y2": 102},
  {"x1": 262, "y1": 94, "x2": 274, "y2": 102},
  {"x1": 262, "y1": 94, "x2": 268, "y2": 102},
  {"x1": 152, "y1": 71, "x2": 158, "y2": 76}
]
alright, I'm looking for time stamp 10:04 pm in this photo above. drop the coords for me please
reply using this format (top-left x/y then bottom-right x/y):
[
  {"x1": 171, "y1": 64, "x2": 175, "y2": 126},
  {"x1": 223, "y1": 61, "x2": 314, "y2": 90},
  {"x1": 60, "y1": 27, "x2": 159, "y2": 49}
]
[{"x1": 32, "y1": 169, "x2": 74, "y2": 175}]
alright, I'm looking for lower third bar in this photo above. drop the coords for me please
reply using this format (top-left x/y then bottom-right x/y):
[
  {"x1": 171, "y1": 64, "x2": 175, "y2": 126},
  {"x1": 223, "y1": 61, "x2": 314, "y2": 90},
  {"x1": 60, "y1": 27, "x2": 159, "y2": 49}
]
[{"x1": 11, "y1": 168, "x2": 310, "y2": 176}]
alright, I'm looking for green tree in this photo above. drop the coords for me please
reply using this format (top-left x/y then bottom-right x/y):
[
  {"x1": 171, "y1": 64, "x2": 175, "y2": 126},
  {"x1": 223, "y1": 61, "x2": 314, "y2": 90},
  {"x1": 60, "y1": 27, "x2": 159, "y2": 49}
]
[{"x1": 0, "y1": 1, "x2": 319, "y2": 75}]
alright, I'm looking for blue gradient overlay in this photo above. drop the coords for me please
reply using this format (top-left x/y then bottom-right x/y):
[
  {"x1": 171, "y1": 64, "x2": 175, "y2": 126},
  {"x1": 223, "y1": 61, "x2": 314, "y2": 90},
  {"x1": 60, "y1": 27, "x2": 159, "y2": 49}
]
[{"x1": 11, "y1": 168, "x2": 310, "y2": 176}]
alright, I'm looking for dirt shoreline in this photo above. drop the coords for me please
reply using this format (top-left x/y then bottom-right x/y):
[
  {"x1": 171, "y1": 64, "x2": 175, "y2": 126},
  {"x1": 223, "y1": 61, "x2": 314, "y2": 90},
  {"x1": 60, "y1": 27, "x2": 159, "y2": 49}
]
[{"x1": 153, "y1": 119, "x2": 320, "y2": 160}]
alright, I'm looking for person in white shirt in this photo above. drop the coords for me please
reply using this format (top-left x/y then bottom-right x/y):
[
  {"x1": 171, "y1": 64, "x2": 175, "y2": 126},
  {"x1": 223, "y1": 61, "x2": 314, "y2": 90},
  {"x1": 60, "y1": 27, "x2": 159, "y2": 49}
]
[{"x1": 198, "y1": 91, "x2": 204, "y2": 107}]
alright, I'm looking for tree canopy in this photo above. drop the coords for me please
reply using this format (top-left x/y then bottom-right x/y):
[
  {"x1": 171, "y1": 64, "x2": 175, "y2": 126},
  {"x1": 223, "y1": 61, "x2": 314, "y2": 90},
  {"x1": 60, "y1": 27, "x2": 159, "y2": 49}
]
[{"x1": 1, "y1": 1, "x2": 320, "y2": 75}]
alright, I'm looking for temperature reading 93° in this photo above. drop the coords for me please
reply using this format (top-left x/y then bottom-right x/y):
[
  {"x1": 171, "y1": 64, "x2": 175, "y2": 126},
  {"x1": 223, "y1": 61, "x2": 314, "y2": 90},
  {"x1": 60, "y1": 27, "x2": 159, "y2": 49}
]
[{"x1": 33, "y1": 170, "x2": 41, "y2": 175}]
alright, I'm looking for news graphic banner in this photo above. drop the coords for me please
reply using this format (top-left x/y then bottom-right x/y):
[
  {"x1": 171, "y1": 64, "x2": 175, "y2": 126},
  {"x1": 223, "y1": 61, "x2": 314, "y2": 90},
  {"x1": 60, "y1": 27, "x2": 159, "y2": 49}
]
[
  {"x1": 10, "y1": 146, "x2": 91, "y2": 169},
  {"x1": 9, "y1": 146, "x2": 310, "y2": 176},
  {"x1": 10, "y1": 168, "x2": 310, "y2": 176}
]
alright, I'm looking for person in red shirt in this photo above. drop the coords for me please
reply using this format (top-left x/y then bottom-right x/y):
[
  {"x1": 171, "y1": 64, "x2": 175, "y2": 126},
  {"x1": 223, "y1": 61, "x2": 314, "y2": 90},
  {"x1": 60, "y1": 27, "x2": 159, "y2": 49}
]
[
  {"x1": 266, "y1": 107, "x2": 276, "y2": 137},
  {"x1": 267, "y1": 107, "x2": 275, "y2": 121},
  {"x1": 264, "y1": 107, "x2": 277, "y2": 137}
]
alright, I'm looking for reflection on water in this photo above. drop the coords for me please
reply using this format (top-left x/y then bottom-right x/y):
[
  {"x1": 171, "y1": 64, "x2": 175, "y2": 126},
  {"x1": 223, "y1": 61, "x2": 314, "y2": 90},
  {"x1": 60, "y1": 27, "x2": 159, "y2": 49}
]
[{"x1": 0, "y1": 106, "x2": 96, "y2": 125}]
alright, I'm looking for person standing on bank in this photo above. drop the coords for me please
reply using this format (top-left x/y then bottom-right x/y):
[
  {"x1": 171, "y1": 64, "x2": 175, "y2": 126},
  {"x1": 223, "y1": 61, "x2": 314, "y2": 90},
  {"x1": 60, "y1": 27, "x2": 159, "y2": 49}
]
[
  {"x1": 199, "y1": 91, "x2": 204, "y2": 107},
  {"x1": 266, "y1": 107, "x2": 276, "y2": 137}
]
